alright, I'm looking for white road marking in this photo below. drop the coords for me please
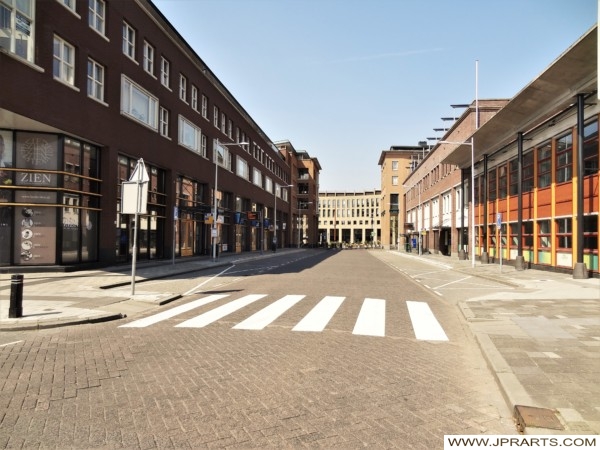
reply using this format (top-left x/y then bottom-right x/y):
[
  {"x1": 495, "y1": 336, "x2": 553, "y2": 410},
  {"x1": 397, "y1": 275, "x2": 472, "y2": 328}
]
[
  {"x1": 183, "y1": 266, "x2": 234, "y2": 296},
  {"x1": 233, "y1": 295, "x2": 305, "y2": 330},
  {"x1": 120, "y1": 294, "x2": 229, "y2": 328},
  {"x1": 176, "y1": 294, "x2": 267, "y2": 328},
  {"x1": 292, "y1": 296, "x2": 346, "y2": 332},
  {"x1": 406, "y1": 301, "x2": 448, "y2": 341},
  {"x1": 353, "y1": 298, "x2": 385, "y2": 337},
  {"x1": 431, "y1": 276, "x2": 472, "y2": 290},
  {"x1": 0, "y1": 341, "x2": 23, "y2": 348}
]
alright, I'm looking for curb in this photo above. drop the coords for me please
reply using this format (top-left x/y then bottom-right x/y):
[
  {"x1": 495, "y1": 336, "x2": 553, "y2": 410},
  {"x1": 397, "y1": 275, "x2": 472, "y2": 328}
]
[{"x1": 0, "y1": 312, "x2": 126, "y2": 331}]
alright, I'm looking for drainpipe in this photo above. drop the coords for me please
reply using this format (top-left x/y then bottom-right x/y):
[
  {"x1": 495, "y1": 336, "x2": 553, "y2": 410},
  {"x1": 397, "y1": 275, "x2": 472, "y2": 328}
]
[{"x1": 573, "y1": 93, "x2": 589, "y2": 279}]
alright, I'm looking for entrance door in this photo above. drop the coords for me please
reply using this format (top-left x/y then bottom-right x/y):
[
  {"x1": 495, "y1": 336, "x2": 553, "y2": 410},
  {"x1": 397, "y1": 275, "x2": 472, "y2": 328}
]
[{"x1": 181, "y1": 219, "x2": 194, "y2": 256}]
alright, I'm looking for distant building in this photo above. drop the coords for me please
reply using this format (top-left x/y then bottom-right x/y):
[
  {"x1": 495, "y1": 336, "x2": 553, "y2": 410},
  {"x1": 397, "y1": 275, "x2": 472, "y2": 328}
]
[
  {"x1": 318, "y1": 190, "x2": 381, "y2": 246},
  {"x1": 276, "y1": 141, "x2": 321, "y2": 247}
]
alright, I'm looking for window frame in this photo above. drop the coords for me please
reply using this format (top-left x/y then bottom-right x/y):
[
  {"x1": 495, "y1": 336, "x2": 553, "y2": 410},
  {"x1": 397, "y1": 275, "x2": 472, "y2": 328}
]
[
  {"x1": 122, "y1": 21, "x2": 136, "y2": 61},
  {"x1": 555, "y1": 131, "x2": 573, "y2": 184},
  {"x1": 86, "y1": 57, "x2": 104, "y2": 102},
  {"x1": 537, "y1": 141, "x2": 552, "y2": 189},
  {"x1": 53, "y1": 34, "x2": 75, "y2": 86},
  {"x1": 178, "y1": 115, "x2": 201, "y2": 153},
  {"x1": 120, "y1": 75, "x2": 158, "y2": 130},
  {"x1": 143, "y1": 40, "x2": 154, "y2": 76},
  {"x1": 160, "y1": 56, "x2": 170, "y2": 88},
  {"x1": 88, "y1": 0, "x2": 105, "y2": 36},
  {"x1": 179, "y1": 74, "x2": 187, "y2": 103},
  {"x1": 159, "y1": 106, "x2": 169, "y2": 138}
]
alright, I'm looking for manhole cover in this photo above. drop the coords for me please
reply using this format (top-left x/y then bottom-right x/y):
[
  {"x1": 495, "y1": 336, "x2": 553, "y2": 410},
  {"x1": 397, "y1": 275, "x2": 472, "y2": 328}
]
[{"x1": 514, "y1": 405, "x2": 564, "y2": 432}]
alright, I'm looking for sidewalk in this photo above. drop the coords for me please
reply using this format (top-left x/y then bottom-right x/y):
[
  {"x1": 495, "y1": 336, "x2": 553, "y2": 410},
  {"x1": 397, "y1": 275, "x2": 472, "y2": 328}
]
[
  {"x1": 394, "y1": 250, "x2": 600, "y2": 435},
  {"x1": 1, "y1": 248, "x2": 599, "y2": 435}
]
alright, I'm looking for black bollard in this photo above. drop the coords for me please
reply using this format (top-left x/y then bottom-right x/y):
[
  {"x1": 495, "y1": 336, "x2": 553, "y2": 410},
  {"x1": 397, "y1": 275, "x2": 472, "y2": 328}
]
[{"x1": 9, "y1": 274, "x2": 24, "y2": 318}]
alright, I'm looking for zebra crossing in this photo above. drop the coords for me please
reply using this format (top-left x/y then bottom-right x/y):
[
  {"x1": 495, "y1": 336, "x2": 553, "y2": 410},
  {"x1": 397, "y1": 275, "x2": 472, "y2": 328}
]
[{"x1": 120, "y1": 293, "x2": 449, "y2": 341}]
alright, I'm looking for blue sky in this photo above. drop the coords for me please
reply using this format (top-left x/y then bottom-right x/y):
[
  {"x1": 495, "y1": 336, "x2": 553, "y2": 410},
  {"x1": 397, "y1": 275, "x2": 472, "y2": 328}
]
[{"x1": 153, "y1": 0, "x2": 597, "y2": 191}]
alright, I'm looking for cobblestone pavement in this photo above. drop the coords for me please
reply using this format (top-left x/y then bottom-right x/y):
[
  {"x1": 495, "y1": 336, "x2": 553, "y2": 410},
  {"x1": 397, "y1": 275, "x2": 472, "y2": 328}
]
[{"x1": 0, "y1": 250, "x2": 517, "y2": 448}]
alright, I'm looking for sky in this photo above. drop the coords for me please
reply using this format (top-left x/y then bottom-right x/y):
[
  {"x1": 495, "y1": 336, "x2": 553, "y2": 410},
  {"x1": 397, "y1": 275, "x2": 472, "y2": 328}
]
[{"x1": 153, "y1": 0, "x2": 597, "y2": 191}]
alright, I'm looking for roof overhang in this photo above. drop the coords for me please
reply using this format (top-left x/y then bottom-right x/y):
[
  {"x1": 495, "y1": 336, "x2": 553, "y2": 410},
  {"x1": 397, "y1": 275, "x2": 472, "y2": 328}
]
[{"x1": 443, "y1": 25, "x2": 597, "y2": 168}]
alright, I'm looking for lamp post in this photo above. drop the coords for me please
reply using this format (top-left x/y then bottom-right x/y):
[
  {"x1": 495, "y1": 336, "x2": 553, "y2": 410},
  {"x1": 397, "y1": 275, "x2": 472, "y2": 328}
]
[
  {"x1": 212, "y1": 139, "x2": 248, "y2": 261},
  {"x1": 438, "y1": 138, "x2": 475, "y2": 268},
  {"x1": 273, "y1": 183, "x2": 293, "y2": 252}
]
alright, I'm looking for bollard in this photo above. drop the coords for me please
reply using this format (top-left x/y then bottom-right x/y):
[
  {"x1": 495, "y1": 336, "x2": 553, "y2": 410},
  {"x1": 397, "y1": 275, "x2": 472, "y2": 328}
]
[{"x1": 9, "y1": 274, "x2": 24, "y2": 318}]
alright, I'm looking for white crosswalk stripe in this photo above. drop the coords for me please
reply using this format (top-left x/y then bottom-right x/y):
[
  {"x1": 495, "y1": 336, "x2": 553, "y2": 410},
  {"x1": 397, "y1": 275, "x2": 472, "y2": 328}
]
[{"x1": 120, "y1": 293, "x2": 449, "y2": 341}]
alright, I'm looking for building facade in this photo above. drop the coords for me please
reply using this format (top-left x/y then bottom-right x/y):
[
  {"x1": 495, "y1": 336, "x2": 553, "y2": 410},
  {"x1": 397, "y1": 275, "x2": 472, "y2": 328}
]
[
  {"x1": 378, "y1": 146, "x2": 426, "y2": 250},
  {"x1": 318, "y1": 191, "x2": 381, "y2": 247},
  {"x1": 0, "y1": 0, "x2": 294, "y2": 268},
  {"x1": 442, "y1": 26, "x2": 599, "y2": 276},
  {"x1": 276, "y1": 141, "x2": 321, "y2": 247}
]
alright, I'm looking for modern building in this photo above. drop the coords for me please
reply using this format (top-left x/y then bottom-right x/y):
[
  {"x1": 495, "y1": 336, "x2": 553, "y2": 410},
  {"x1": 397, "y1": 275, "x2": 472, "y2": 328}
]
[
  {"x1": 0, "y1": 0, "x2": 295, "y2": 268},
  {"x1": 402, "y1": 100, "x2": 508, "y2": 256},
  {"x1": 276, "y1": 141, "x2": 321, "y2": 247},
  {"x1": 378, "y1": 145, "x2": 427, "y2": 250},
  {"x1": 318, "y1": 190, "x2": 381, "y2": 247}
]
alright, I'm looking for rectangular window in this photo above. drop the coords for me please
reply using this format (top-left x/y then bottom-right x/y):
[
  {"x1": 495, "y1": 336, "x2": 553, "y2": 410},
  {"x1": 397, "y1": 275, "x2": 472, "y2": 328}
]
[
  {"x1": 392, "y1": 161, "x2": 398, "y2": 171},
  {"x1": 87, "y1": 58, "x2": 104, "y2": 102},
  {"x1": 213, "y1": 106, "x2": 219, "y2": 128},
  {"x1": 0, "y1": 1, "x2": 33, "y2": 61},
  {"x1": 60, "y1": 0, "x2": 75, "y2": 11},
  {"x1": 509, "y1": 158, "x2": 518, "y2": 196},
  {"x1": 538, "y1": 219, "x2": 551, "y2": 249},
  {"x1": 253, "y1": 168, "x2": 262, "y2": 187},
  {"x1": 488, "y1": 167, "x2": 497, "y2": 201},
  {"x1": 200, "y1": 134, "x2": 207, "y2": 157},
  {"x1": 556, "y1": 218, "x2": 572, "y2": 249},
  {"x1": 498, "y1": 164, "x2": 507, "y2": 199},
  {"x1": 191, "y1": 85, "x2": 198, "y2": 111},
  {"x1": 583, "y1": 119, "x2": 599, "y2": 176},
  {"x1": 391, "y1": 176, "x2": 398, "y2": 186},
  {"x1": 120, "y1": 75, "x2": 158, "y2": 129},
  {"x1": 537, "y1": 141, "x2": 552, "y2": 188},
  {"x1": 179, "y1": 74, "x2": 187, "y2": 102},
  {"x1": 583, "y1": 215, "x2": 598, "y2": 251},
  {"x1": 236, "y1": 156, "x2": 249, "y2": 180},
  {"x1": 159, "y1": 107, "x2": 169, "y2": 137},
  {"x1": 213, "y1": 139, "x2": 231, "y2": 170},
  {"x1": 53, "y1": 35, "x2": 75, "y2": 85},
  {"x1": 265, "y1": 176, "x2": 273, "y2": 194},
  {"x1": 178, "y1": 116, "x2": 201, "y2": 152},
  {"x1": 522, "y1": 151, "x2": 534, "y2": 192},
  {"x1": 143, "y1": 41, "x2": 154, "y2": 75},
  {"x1": 160, "y1": 57, "x2": 170, "y2": 88},
  {"x1": 201, "y1": 95, "x2": 208, "y2": 119},
  {"x1": 523, "y1": 221, "x2": 533, "y2": 247},
  {"x1": 88, "y1": 0, "x2": 105, "y2": 36},
  {"x1": 555, "y1": 132, "x2": 573, "y2": 183},
  {"x1": 122, "y1": 21, "x2": 135, "y2": 60},
  {"x1": 220, "y1": 113, "x2": 226, "y2": 134}
]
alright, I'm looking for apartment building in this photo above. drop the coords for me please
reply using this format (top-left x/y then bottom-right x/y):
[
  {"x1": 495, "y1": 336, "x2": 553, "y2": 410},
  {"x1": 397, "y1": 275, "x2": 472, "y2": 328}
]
[
  {"x1": 318, "y1": 191, "x2": 381, "y2": 247},
  {"x1": 276, "y1": 141, "x2": 321, "y2": 247},
  {"x1": 0, "y1": 0, "x2": 293, "y2": 268},
  {"x1": 378, "y1": 146, "x2": 425, "y2": 250}
]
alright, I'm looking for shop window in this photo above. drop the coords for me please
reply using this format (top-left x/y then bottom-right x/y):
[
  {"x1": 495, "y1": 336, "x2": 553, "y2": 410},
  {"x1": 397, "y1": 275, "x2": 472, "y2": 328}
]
[
  {"x1": 538, "y1": 219, "x2": 551, "y2": 249},
  {"x1": 537, "y1": 142, "x2": 552, "y2": 188},
  {"x1": 556, "y1": 218, "x2": 572, "y2": 249},
  {"x1": 555, "y1": 132, "x2": 573, "y2": 183},
  {"x1": 583, "y1": 120, "x2": 599, "y2": 175},
  {"x1": 583, "y1": 215, "x2": 598, "y2": 251}
]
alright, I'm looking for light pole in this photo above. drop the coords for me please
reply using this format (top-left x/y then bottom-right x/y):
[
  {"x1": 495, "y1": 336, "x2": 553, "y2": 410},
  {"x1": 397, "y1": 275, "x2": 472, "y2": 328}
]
[
  {"x1": 438, "y1": 138, "x2": 475, "y2": 268},
  {"x1": 212, "y1": 139, "x2": 248, "y2": 261},
  {"x1": 273, "y1": 183, "x2": 293, "y2": 252}
]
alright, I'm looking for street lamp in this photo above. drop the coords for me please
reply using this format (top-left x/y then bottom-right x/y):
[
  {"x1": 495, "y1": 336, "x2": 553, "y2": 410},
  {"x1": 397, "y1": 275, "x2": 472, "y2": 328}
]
[
  {"x1": 273, "y1": 183, "x2": 293, "y2": 252},
  {"x1": 212, "y1": 139, "x2": 248, "y2": 261},
  {"x1": 438, "y1": 138, "x2": 475, "y2": 268}
]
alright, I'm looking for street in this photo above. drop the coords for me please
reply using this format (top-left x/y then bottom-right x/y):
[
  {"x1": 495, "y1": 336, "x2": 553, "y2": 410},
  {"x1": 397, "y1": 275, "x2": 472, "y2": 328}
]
[{"x1": 0, "y1": 250, "x2": 515, "y2": 448}]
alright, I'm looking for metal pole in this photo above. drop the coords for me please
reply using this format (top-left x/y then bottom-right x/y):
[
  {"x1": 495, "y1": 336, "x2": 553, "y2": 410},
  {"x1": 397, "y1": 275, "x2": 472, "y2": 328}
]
[
  {"x1": 471, "y1": 137, "x2": 476, "y2": 267},
  {"x1": 274, "y1": 186, "x2": 277, "y2": 251},
  {"x1": 212, "y1": 139, "x2": 219, "y2": 261},
  {"x1": 130, "y1": 161, "x2": 144, "y2": 296}
]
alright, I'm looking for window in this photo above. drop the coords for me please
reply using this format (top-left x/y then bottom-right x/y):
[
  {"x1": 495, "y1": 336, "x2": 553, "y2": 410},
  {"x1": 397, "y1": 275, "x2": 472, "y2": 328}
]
[
  {"x1": 122, "y1": 21, "x2": 135, "y2": 60},
  {"x1": 391, "y1": 176, "x2": 398, "y2": 186},
  {"x1": 87, "y1": 58, "x2": 104, "y2": 102},
  {"x1": 253, "y1": 168, "x2": 262, "y2": 187},
  {"x1": 159, "y1": 107, "x2": 169, "y2": 137},
  {"x1": 523, "y1": 221, "x2": 533, "y2": 247},
  {"x1": 498, "y1": 164, "x2": 507, "y2": 199},
  {"x1": 555, "y1": 132, "x2": 573, "y2": 183},
  {"x1": 583, "y1": 119, "x2": 599, "y2": 176},
  {"x1": 60, "y1": 0, "x2": 75, "y2": 11},
  {"x1": 160, "y1": 57, "x2": 170, "y2": 88},
  {"x1": 509, "y1": 158, "x2": 518, "y2": 196},
  {"x1": 556, "y1": 218, "x2": 572, "y2": 249},
  {"x1": 200, "y1": 134, "x2": 207, "y2": 158},
  {"x1": 88, "y1": 0, "x2": 105, "y2": 36},
  {"x1": 201, "y1": 95, "x2": 208, "y2": 119},
  {"x1": 191, "y1": 85, "x2": 198, "y2": 111},
  {"x1": 121, "y1": 75, "x2": 158, "y2": 129},
  {"x1": 236, "y1": 156, "x2": 249, "y2": 180},
  {"x1": 583, "y1": 215, "x2": 598, "y2": 251},
  {"x1": 265, "y1": 176, "x2": 273, "y2": 194},
  {"x1": 537, "y1": 141, "x2": 552, "y2": 188},
  {"x1": 213, "y1": 139, "x2": 231, "y2": 170},
  {"x1": 53, "y1": 35, "x2": 75, "y2": 85},
  {"x1": 213, "y1": 106, "x2": 219, "y2": 128},
  {"x1": 0, "y1": 0, "x2": 34, "y2": 61},
  {"x1": 178, "y1": 116, "x2": 201, "y2": 153},
  {"x1": 179, "y1": 74, "x2": 187, "y2": 102},
  {"x1": 538, "y1": 219, "x2": 551, "y2": 249},
  {"x1": 522, "y1": 151, "x2": 534, "y2": 192},
  {"x1": 143, "y1": 41, "x2": 154, "y2": 75},
  {"x1": 392, "y1": 161, "x2": 398, "y2": 171},
  {"x1": 488, "y1": 167, "x2": 497, "y2": 201},
  {"x1": 220, "y1": 113, "x2": 226, "y2": 134}
]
